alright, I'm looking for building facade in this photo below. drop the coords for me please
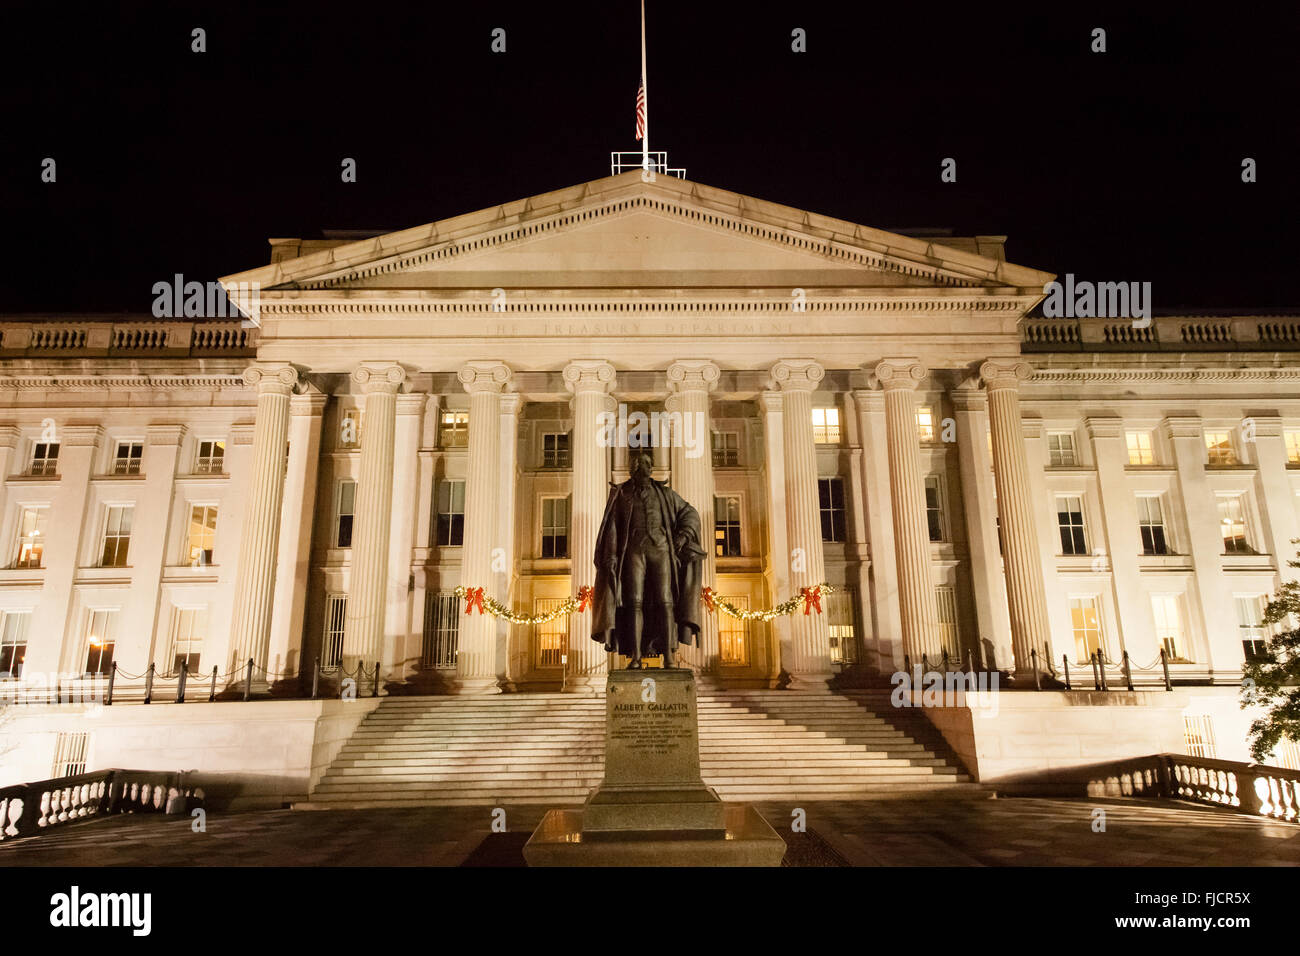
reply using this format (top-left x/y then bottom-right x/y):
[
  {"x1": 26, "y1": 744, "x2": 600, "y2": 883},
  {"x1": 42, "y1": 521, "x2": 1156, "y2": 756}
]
[{"x1": 2, "y1": 173, "x2": 1297, "y2": 758}]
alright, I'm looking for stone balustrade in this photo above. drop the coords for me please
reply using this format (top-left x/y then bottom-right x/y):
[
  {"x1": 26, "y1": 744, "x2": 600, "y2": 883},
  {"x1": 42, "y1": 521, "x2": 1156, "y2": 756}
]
[
  {"x1": 1085, "y1": 752, "x2": 1300, "y2": 821},
  {"x1": 0, "y1": 319, "x2": 256, "y2": 357},
  {"x1": 1022, "y1": 315, "x2": 1300, "y2": 351},
  {"x1": 0, "y1": 768, "x2": 203, "y2": 842}
]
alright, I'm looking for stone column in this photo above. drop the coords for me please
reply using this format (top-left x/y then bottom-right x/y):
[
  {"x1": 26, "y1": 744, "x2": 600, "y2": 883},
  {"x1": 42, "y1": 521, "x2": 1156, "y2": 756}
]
[
  {"x1": 874, "y1": 359, "x2": 942, "y2": 665},
  {"x1": 269, "y1": 391, "x2": 326, "y2": 681},
  {"x1": 0, "y1": 425, "x2": 19, "y2": 519},
  {"x1": 852, "y1": 390, "x2": 904, "y2": 671},
  {"x1": 30, "y1": 425, "x2": 101, "y2": 679},
  {"x1": 382, "y1": 392, "x2": 425, "y2": 680},
  {"x1": 1247, "y1": 414, "x2": 1300, "y2": 577},
  {"x1": 1085, "y1": 415, "x2": 1158, "y2": 665},
  {"x1": 563, "y1": 360, "x2": 616, "y2": 692},
  {"x1": 496, "y1": 392, "x2": 522, "y2": 689},
  {"x1": 981, "y1": 360, "x2": 1052, "y2": 680},
  {"x1": 342, "y1": 363, "x2": 405, "y2": 675},
  {"x1": 759, "y1": 392, "x2": 790, "y2": 688},
  {"x1": 951, "y1": 386, "x2": 1013, "y2": 669},
  {"x1": 228, "y1": 363, "x2": 298, "y2": 679},
  {"x1": 667, "y1": 360, "x2": 721, "y2": 681},
  {"x1": 768, "y1": 359, "x2": 833, "y2": 689},
  {"x1": 456, "y1": 361, "x2": 512, "y2": 694},
  {"x1": 133, "y1": 424, "x2": 185, "y2": 673}
]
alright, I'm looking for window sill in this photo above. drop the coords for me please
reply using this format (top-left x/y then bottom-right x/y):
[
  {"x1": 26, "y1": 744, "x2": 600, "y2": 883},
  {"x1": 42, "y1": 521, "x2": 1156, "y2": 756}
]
[
  {"x1": 94, "y1": 473, "x2": 146, "y2": 481},
  {"x1": 7, "y1": 474, "x2": 61, "y2": 483}
]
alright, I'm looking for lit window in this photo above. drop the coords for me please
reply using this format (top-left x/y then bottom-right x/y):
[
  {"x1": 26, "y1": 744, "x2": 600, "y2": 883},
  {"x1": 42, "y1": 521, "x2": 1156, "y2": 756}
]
[
  {"x1": 1056, "y1": 495, "x2": 1088, "y2": 555},
  {"x1": 0, "y1": 611, "x2": 31, "y2": 678},
  {"x1": 1184, "y1": 715, "x2": 1216, "y2": 759},
  {"x1": 99, "y1": 506, "x2": 133, "y2": 567},
  {"x1": 1151, "y1": 594, "x2": 1186, "y2": 661},
  {"x1": 534, "y1": 599, "x2": 566, "y2": 666},
  {"x1": 811, "y1": 408, "x2": 840, "y2": 444},
  {"x1": 1047, "y1": 432, "x2": 1076, "y2": 466},
  {"x1": 1204, "y1": 430, "x2": 1237, "y2": 465},
  {"x1": 1286, "y1": 430, "x2": 1300, "y2": 465},
  {"x1": 542, "y1": 432, "x2": 570, "y2": 468},
  {"x1": 435, "y1": 480, "x2": 466, "y2": 547},
  {"x1": 169, "y1": 606, "x2": 208, "y2": 675},
  {"x1": 1216, "y1": 494, "x2": 1251, "y2": 554},
  {"x1": 111, "y1": 441, "x2": 143, "y2": 475},
  {"x1": 440, "y1": 411, "x2": 469, "y2": 448},
  {"x1": 541, "y1": 496, "x2": 569, "y2": 558},
  {"x1": 195, "y1": 440, "x2": 225, "y2": 474},
  {"x1": 30, "y1": 442, "x2": 58, "y2": 476},
  {"x1": 1069, "y1": 596, "x2": 1103, "y2": 664},
  {"x1": 1236, "y1": 594, "x2": 1270, "y2": 662},
  {"x1": 13, "y1": 506, "x2": 47, "y2": 569},
  {"x1": 187, "y1": 504, "x2": 218, "y2": 566},
  {"x1": 336, "y1": 480, "x2": 355, "y2": 548},
  {"x1": 916, "y1": 406, "x2": 936, "y2": 443},
  {"x1": 719, "y1": 597, "x2": 750, "y2": 665},
  {"x1": 714, "y1": 495, "x2": 742, "y2": 557},
  {"x1": 84, "y1": 609, "x2": 118, "y2": 675},
  {"x1": 322, "y1": 595, "x2": 346, "y2": 668},
  {"x1": 818, "y1": 477, "x2": 846, "y2": 542},
  {"x1": 827, "y1": 588, "x2": 857, "y2": 664},
  {"x1": 1126, "y1": 430, "x2": 1155, "y2": 466},
  {"x1": 712, "y1": 431, "x2": 740, "y2": 467},
  {"x1": 1136, "y1": 496, "x2": 1170, "y2": 555},
  {"x1": 936, "y1": 586, "x2": 959, "y2": 658},
  {"x1": 924, "y1": 475, "x2": 946, "y2": 542},
  {"x1": 421, "y1": 592, "x2": 459, "y2": 669}
]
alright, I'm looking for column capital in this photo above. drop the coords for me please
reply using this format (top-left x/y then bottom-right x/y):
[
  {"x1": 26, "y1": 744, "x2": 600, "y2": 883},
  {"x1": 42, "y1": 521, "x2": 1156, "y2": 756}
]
[
  {"x1": 871, "y1": 359, "x2": 927, "y2": 391},
  {"x1": 396, "y1": 392, "x2": 427, "y2": 416},
  {"x1": 562, "y1": 359, "x2": 617, "y2": 395},
  {"x1": 290, "y1": 390, "x2": 330, "y2": 417},
  {"x1": 459, "y1": 361, "x2": 513, "y2": 394},
  {"x1": 352, "y1": 362, "x2": 406, "y2": 394},
  {"x1": 1083, "y1": 415, "x2": 1124, "y2": 440},
  {"x1": 1243, "y1": 411, "x2": 1284, "y2": 438},
  {"x1": 145, "y1": 423, "x2": 187, "y2": 446},
  {"x1": 666, "y1": 359, "x2": 721, "y2": 394},
  {"x1": 60, "y1": 424, "x2": 104, "y2": 447},
  {"x1": 0, "y1": 425, "x2": 19, "y2": 449},
  {"x1": 949, "y1": 386, "x2": 988, "y2": 413},
  {"x1": 979, "y1": 359, "x2": 1034, "y2": 391},
  {"x1": 768, "y1": 359, "x2": 825, "y2": 392},
  {"x1": 759, "y1": 391, "x2": 785, "y2": 414},
  {"x1": 1162, "y1": 415, "x2": 1203, "y2": 439},
  {"x1": 230, "y1": 423, "x2": 257, "y2": 446},
  {"x1": 243, "y1": 362, "x2": 299, "y2": 395},
  {"x1": 499, "y1": 392, "x2": 523, "y2": 415},
  {"x1": 850, "y1": 389, "x2": 884, "y2": 412}
]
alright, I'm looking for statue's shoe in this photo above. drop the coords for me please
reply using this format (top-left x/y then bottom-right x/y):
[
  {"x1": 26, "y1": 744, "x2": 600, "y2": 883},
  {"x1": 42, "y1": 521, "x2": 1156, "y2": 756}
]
[{"x1": 626, "y1": 659, "x2": 643, "y2": 669}]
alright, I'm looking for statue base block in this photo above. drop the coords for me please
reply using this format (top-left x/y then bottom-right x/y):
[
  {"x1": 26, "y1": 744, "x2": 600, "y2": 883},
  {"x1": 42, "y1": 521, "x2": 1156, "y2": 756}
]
[{"x1": 522, "y1": 668, "x2": 785, "y2": 866}]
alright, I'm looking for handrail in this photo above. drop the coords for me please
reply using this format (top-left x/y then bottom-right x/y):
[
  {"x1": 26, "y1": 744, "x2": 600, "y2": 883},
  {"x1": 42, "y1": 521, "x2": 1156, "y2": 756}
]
[
  {"x1": 0, "y1": 768, "x2": 204, "y2": 842},
  {"x1": 1090, "y1": 752, "x2": 1300, "y2": 821}
]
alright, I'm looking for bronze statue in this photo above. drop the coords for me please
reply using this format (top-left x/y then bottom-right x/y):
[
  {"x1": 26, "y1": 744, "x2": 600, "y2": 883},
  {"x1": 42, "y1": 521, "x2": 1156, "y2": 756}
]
[{"x1": 590, "y1": 451, "x2": 706, "y2": 668}]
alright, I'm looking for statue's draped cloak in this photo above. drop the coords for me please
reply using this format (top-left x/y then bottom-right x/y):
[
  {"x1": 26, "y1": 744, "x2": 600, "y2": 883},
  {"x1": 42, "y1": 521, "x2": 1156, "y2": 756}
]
[{"x1": 590, "y1": 478, "x2": 706, "y2": 656}]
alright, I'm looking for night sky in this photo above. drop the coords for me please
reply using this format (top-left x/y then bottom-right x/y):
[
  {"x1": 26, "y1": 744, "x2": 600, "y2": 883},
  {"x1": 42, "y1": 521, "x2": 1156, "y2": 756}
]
[{"x1": 2, "y1": 0, "x2": 1296, "y2": 314}]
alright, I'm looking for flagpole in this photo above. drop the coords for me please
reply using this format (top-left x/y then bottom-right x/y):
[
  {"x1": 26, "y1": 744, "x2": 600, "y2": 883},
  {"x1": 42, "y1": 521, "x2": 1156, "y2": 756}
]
[{"x1": 640, "y1": 0, "x2": 649, "y2": 172}]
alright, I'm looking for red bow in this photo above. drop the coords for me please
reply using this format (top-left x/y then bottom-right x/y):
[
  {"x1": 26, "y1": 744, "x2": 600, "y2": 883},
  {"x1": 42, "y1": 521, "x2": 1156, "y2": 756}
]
[
  {"x1": 576, "y1": 585, "x2": 594, "y2": 613},
  {"x1": 800, "y1": 586, "x2": 823, "y2": 616},
  {"x1": 463, "y1": 587, "x2": 485, "y2": 615},
  {"x1": 702, "y1": 587, "x2": 716, "y2": 611}
]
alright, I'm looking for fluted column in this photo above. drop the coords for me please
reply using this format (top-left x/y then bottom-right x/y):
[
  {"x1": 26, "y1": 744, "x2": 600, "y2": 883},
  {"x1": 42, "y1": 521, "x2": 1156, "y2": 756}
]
[
  {"x1": 382, "y1": 392, "x2": 425, "y2": 679},
  {"x1": 768, "y1": 360, "x2": 833, "y2": 689},
  {"x1": 229, "y1": 363, "x2": 298, "y2": 679},
  {"x1": 496, "y1": 392, "x2": 522, "y2": 689},
  {"x1": 874, "y1": 359, "x2": 942, "y2": 664},
  {"x1": 563, "y1": 360, "x2": 616, "y2": 692},
  {"x1": 456, "y1": 361, "x2": 513, "y2": 694},
  {"x1": 760, "y1": 393, "x2": 791, "y2": 687},
  {"x1": 981, "y1": 360, "x2": 1052, "y2": 680},
  {"x1": 667, "y1": 360, "x2": 721, "y2": 681},
  {"x1": 342, "y1": 363, "x2": 405, "y2": 675}
]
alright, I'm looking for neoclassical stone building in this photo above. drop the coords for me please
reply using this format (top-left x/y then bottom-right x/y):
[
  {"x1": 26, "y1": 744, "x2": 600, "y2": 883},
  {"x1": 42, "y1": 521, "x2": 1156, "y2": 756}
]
[{"x1": 2, "y1": 172, "x2": 1297, "y2": 759}]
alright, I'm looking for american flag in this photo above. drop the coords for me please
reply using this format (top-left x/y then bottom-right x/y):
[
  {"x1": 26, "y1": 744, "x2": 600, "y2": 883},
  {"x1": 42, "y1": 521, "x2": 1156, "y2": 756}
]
[{"x1": 635, "y1": 81, "x2": 646, "y2": 140}]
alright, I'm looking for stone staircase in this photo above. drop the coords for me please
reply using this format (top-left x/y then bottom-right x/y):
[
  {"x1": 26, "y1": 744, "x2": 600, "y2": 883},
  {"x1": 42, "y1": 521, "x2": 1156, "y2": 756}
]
[{"x1": 300, "y1": 689, "x2": 980, "y2": 808}]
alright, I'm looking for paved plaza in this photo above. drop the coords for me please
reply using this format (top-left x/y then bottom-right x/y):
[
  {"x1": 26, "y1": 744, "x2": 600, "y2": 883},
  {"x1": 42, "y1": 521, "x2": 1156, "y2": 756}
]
[{"x1": 3, "y1": 795, "x2": 1297, "y2": 867}]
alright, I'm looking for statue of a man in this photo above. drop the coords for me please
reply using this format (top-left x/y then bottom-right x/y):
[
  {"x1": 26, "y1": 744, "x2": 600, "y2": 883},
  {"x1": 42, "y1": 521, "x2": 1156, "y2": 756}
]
[{"x1": 591, "y1": 450, "x2": 706, "y2": 668}]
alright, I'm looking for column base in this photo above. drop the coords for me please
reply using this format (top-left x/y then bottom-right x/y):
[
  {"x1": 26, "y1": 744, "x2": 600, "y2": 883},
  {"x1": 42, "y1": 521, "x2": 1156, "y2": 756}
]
[
  {"x1": 561, "y1": 674, "x2": 607, "y2": 695},
  {"x1": 451, "y1": 676, "x2": 505, "y2": 695},
  {"x1": 784, "y1": 672, "x2": 833, "y2": 692}
]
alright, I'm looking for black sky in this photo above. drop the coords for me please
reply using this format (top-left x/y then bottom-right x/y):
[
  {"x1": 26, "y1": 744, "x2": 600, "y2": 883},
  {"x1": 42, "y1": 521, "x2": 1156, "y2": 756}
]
[{"x1": 1, "y1": 0, "x2": 1295, "y2": 313}]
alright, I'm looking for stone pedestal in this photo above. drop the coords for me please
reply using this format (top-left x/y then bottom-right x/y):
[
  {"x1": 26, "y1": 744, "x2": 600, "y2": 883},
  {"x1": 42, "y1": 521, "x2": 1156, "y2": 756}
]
[{"x1": 523, "y1": 669, "x2": 785, "y2": 866}]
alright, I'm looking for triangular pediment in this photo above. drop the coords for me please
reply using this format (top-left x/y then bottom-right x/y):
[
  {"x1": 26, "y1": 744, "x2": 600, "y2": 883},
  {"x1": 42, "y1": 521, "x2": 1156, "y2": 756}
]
[{"x1": 222, "y1": 173, "x2": 1052, "y2": 295}]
